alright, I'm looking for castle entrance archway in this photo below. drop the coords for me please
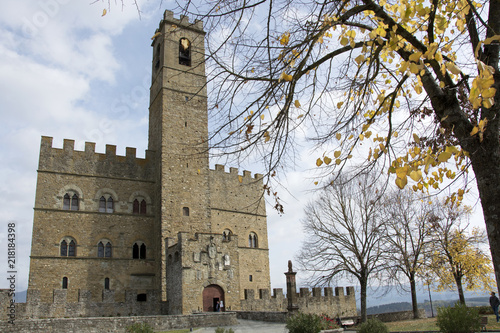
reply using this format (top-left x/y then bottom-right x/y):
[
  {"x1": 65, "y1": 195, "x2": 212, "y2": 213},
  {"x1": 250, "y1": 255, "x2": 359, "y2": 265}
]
[{"x1": 202, "y1": 284, "x2": 224, "y2": 312}]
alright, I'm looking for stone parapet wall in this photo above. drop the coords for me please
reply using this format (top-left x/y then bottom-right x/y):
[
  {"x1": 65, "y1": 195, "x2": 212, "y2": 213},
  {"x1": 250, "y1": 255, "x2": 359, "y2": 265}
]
[
  {"x1": 236, "y1": 311, "x2": 288, "y2": 323},
  {"x1": 0, "y1": 312, "x2": 237, "y2": 333},
  {"x1": 0, "y1": 289, "x2": 166, "y2": 320},
  {"x1": 240, "y1": 286, "x2": 357, "y2": 317}
]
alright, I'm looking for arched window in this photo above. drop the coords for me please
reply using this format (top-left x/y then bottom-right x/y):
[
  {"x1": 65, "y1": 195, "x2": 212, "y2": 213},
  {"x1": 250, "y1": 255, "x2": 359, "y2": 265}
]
[
  {"x1": 60, "y1": 240, "x2": 68, "y2": 256},
  {"x1": 222, "y1": 229, "x2": 232, "y2": 241},
  {"x1": 63, "y1": 193, "x2": 79, "y2": 210},
  {"x1": 183, "y1": 207, "x2": 190, "y2": 216},
  {"x1": 133, "y1": 199, "x2": 147, "y2": 214},
  {"x1": 60, "y1": 237, "x2": 76, "y2": 257},
  {"x1": 133, "y1": 242, "x2": 146, "y2": 259},
  {"x1": 104, "y1": 277, "x2": 110, "y2": 290},
  {"x1": 140, "y1": 243, "x2": 146, "y2": 259},
  {"x1": 248, "y1": 232, "x2": 258, "y2": 248},
  {"x1": 105, "y1": 242, "x2": 112, "y2": 258},
  {"x1": 97, "y1": 241, "x2": 104, "y2": 257},
  {"x1": 62, "y1": 277, "x2": 68, "y2": 289},
  {"x1": 71, "y1": 194, "x2": 79, "y2": 211},
  {"x1": 68, "y1": 240, "x2": 76, "y2": 256},
  {"x1": 140, "y1": 199, "x2": 147, "y2": 214},
  {"x1": 106, "y1": 197, "x2": 114, "y2": 213},
  {"x1": 179, "y1": 38, "x2": 191, "y2": 66},
  {"x1": 63, "y1": 194, "x2": 70, "y2": 210},
  {"x1": 174, "y1": 251, "x2": 180, "y2": 262},
  {"x1": 99, "y1": 196, "x2": 106, "y2": 212}
]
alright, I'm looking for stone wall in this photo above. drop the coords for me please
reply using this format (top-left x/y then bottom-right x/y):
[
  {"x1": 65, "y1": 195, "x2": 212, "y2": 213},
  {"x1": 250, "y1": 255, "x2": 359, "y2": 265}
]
[
  {"x1": 0, "y1": 289, "x2": 165, "y2": 320},
  {"x1": 240, "y1": 286, "x2": 357, "y2": 317},
  {"x1": 236, "y1": 311, "x2": 288, "y2": 323},
  {"x1": 0, "y1": 312, "x2": 237, "y2": 333}
]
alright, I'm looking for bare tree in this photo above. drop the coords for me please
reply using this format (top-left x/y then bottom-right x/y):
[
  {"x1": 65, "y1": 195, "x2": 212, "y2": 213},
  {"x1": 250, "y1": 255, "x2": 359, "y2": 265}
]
[
  {"x1": 428, "y1": 201, "x2": 494, "y2": 305},
  {"x1": 297, "y1": 174, "x2": 387, "y2": 322},
  {"x1": 383, "y1": 189, "x2": 434, "y2": 319}
]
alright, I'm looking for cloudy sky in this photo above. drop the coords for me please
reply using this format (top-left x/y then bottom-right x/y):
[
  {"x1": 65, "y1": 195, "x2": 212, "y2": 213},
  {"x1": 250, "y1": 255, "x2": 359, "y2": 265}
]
[
  {"x1": 0, "y1": 0, "x2": 489, "y2": 306},
  {"x1": 0, "y1": 0, "x2": 319, "y2": 296}
]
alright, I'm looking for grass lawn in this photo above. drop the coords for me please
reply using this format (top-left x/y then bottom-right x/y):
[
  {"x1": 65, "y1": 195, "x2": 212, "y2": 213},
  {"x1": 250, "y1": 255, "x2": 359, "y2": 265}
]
[{"x1": 382, "y1": 314, "x2": 500, "y2": 332}]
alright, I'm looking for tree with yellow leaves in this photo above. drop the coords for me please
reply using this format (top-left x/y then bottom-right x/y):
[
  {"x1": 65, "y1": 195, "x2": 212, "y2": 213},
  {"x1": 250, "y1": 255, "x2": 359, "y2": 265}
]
[
  {"x1": 427, "y1": 201, "x2": 494, "y2": 304},
  {"x1": 160, "y1": 1, "x2": 500, "y2": 289}
]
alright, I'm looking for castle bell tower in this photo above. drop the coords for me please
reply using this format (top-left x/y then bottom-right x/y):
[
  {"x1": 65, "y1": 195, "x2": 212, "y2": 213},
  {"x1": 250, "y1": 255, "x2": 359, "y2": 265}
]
[{"x1": 149, "y1": 11, "x2": 211, "y2": 300}]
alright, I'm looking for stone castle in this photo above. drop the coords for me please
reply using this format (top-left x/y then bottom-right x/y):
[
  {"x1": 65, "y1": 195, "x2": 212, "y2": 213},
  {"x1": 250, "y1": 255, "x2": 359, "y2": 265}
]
[{"x1": 6, "y1": 11, "x2": 357, "y2": 321}]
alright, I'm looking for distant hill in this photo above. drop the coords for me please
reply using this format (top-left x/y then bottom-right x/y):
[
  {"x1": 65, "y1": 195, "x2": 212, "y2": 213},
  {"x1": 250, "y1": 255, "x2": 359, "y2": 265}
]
[{"x1": 367, "y1": 297, "x2": 490, "y2": 316}]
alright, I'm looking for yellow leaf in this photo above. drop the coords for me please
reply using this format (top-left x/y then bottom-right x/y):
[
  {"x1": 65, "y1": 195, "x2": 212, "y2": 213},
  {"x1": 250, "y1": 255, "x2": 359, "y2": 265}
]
[
  {"x1": 446, "y1": 62, "x2": 461, "y2": 75},
  {"x1": 413, "y1": 133, "x2": 420, "y2": 144},
  {"x1": 238, "y1": 175, "x2": 243, "y2": 183},
  {"x1": 297, "y1": 114, "x2": 304, "y2": 119},
  {"x1": 409, "y1": 52, "x2": 422, "y2": 63},
  {"x1": 294, "y1": 100, "x2": 301, "y2": 108},
  {"x1": 409, "y1": 170, "x2": 422, "y2": 182},
  {"x1": 359, "y1": 134, "x2": 364, "y2": 140},
  {"x1": 260, "y1": 114, "x2": 265, "y2": 120},
  {"x1": 482, "y1": 88, "x2": 496, "y2": 98},
  {"x1": 470, "y1": 126, "x2": 479, "y2": 136},
  {"x1": 336, "y1": 133, "x2": 341, "y2": 140},
  {"x1": 279, "y1": 72, "x2": 293, "y2": 81},
  {"x1": 438, "y1": 151, "x2": 452, "y2": 163},
  {"x1": 445, "y1": 146, "x2": 459, "y2": 154},
  {"x1": 340, "y1": 37, "x2": 349, "y2": 46},
  {"x1": 396, "y1": 166, "x2": 409, "y2": 179},
  {"x1": 316, "y1": 158, "x2": 323, "y2": 167},
  {"x1": 337, "y1": 101, "x2": 344, "y2": 109},
  {"x1": 395, "y1": 176, "x2": 408, "y2": 189},
  {"x1": 314, "y1": 181, "x2": 318, "y2": 185},
  {"x1": 355, "y1": 54, "x2": 365, "y2": 65},
  {"x1": 280, "y1": 32, "x2": 290, "y2": 45},
  {"x1": 334, "y1": 151, "x2": 341, "y2": 158},
  {"x1": 335, "y1": 159, "x2": 341, "y2": 165},
  {"x1": 151, "y1": 32, "x2": 161, "y2": 40},
  {"x1": 324, "y1": 156, "x2": 332, "y2": 165},
  {"x1": 102, "y1": 8, "x2": 107, "y2": 16},
  {"x1": 197, "y1": 169, "x2": 201, "y2": 175}
]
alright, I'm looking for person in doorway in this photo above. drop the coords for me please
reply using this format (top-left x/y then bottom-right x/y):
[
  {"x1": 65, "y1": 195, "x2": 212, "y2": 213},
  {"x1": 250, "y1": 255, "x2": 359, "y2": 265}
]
[
  {"x1": 215, "y1": 300, "x2": 221, "y2": 312},
  {"x1": 490, "y1": 291, "x2": 500, "y2": 322}
]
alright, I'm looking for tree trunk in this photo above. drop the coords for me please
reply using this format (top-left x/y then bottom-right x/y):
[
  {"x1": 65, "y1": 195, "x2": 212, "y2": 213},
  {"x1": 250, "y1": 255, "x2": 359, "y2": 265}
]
[
  {"x1": 455, "y1": 273, "x2": 466, "y2": 305},
  {"x1": 471, "y1": 154, "x2": 500, "y2": 297},
  {"x1": 410, "y1": 273, "x2": 419, "y2": 319},
  {"x1": 359, "y1": 277, "x2": 368, "y2": 323}
]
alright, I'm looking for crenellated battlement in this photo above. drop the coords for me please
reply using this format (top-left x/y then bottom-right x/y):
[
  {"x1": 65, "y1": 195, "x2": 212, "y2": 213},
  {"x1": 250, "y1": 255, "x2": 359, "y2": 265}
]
[
  {"x1": 38, "y1": 136, "x2": 156, "y2": 180},
  {"x1": 240, "y1": 286, "x2": 357, "y2": 316},
  {"x1": 157, "y1": 10, "x2": 204, "y2": 34},
  {"x1": 211, "y1": 164, "x2": 263, "y2": 182}
]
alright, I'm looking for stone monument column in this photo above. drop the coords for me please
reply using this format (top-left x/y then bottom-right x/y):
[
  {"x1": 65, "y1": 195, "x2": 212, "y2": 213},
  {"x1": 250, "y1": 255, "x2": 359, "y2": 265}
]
[{"x1": 285, "y1": 260, "x2": 299, "y2": 313}]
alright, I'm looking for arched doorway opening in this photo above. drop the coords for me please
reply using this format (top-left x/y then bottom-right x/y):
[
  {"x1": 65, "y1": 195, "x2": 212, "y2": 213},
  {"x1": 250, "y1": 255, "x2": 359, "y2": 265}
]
[{"x1": 202, "y1": 284, "x2": 225, "y2": 312}]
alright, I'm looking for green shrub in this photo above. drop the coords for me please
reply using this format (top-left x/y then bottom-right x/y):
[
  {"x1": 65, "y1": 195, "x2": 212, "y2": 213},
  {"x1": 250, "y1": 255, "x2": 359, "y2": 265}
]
[
  {"x1": 476, "y1": 305, "x2": 493, "y2": 315},
  {"x1": 286, "y1": 312, "x2": 327, "y2": 333},
  {"x1": 358, "y1": 318, "x2": 388, "y2": 333},
  {"x1": 126, "y1": 322, "x2": 154, "y2": 333},
  {"x1": 214, "y1": 328, "x2": 235, "y2": 333},
  {"x1": 436, "y1": 302, "x2": 480, "y2": 333}
]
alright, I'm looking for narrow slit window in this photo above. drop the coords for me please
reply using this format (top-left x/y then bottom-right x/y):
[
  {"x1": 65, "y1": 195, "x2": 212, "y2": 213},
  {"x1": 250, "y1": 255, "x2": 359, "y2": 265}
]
[
  {"x1": 104, "y1": 277, "x2": 110, "y2": 290},
  {"x1": 62, "y1": 277, "x2": 68, "y2": 289},
  {"x1": 133, "y1": 199, "x2": 140, "y2": 214},
  {"x1": 183, "y1": 207, "x2": 190, "y2": 216}
]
